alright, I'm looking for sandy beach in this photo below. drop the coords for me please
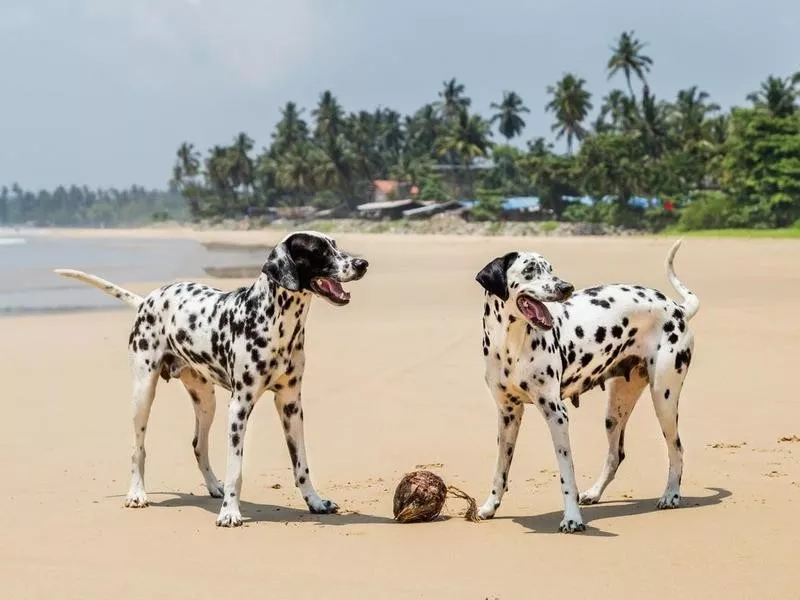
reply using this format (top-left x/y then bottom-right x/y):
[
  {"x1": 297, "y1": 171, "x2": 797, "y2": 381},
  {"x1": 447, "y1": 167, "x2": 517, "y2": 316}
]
[{"x1": 1, "y1": 229, "x2": 798, "y2": 599}]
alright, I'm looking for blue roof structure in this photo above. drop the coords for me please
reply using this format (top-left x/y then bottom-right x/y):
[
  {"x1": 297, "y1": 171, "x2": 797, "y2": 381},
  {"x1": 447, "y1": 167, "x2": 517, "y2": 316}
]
[
  {"x1": 502, "y1": 196, "x2": 541, "y2": 210},
  {"x1": 459, "y1": 195, "x2": 660, "y2": 212}
]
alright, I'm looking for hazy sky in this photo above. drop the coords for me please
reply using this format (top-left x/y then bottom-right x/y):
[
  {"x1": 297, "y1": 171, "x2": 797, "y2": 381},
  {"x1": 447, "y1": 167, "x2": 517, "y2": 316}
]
[{"x1": 1, "y1": 0, "x2": 798, "y2": 190}]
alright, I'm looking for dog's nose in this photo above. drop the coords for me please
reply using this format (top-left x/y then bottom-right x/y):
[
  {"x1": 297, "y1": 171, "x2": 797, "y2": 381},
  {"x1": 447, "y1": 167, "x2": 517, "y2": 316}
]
[
  {"x1": 353, "y1": 258, "x2": 369, "y2": 273},
  {"x1": 556, "y1": 281, "x2": 574, "y2": 298}
]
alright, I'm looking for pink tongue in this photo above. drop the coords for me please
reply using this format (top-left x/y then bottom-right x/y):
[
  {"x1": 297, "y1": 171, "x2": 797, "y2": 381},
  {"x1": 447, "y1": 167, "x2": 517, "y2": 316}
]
[
  {"x1": 317, "y1": 279, "x2": 347, "y2": 299},
  {"x1": 520, "y1": 297, "x2": 551, "y2": 326}
]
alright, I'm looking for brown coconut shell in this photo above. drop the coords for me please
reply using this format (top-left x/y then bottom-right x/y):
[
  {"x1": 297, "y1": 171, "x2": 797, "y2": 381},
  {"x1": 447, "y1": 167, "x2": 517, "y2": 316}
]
[{"x1": 392, "y1": 470, "x2": 479, "y2": 523}]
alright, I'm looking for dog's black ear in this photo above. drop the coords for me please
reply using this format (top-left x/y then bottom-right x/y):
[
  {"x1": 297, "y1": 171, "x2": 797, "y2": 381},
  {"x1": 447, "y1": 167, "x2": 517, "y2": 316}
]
[
  {"x1": 262, "y1": 243, "x2": 300, "y2": 291},
  {"x1": 475, "y1": 252, "x2": 518, "y2": 301}
]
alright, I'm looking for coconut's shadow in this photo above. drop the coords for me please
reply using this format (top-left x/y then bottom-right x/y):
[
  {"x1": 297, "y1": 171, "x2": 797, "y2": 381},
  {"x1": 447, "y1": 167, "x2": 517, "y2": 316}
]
[
  {"x1": 500, "y1": 487, "x2": 732, "y2": 537},
  {"x1": 140, "y1": 491, "x2": 394, "y2": 526}
]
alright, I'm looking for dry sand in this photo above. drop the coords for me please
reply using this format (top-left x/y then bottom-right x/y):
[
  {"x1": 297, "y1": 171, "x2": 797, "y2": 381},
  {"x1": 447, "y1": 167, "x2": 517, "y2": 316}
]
[{"x1": 2, "y1": 230, "x2": 799, "y2": 599}]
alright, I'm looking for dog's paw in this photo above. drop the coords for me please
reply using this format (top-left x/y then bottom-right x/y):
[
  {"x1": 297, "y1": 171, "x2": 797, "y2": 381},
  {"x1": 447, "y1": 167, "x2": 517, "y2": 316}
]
[
  {"x1": 559, "y1": 517, "x2": 586, "y2": 533},
  {"x1": 308, "y1": 498, "x2": 339, "y2": 515},
  {"x1": 207, "y1": 480, "x2": 224, "y2": 498},
  {"x1": 578, "y1": 490, "x2": 601, "y2": 505},
  {"x1": 656, "y1": 493, "x2": 680, "y2": 509},
  {"x1": 124, "y1": 491, "x2": 149, "y2": 508},
  {"x1": 216, "y1": 506, "x2": 244, "y2": 527},
  {"x1": 476, "y1": 501, "x2": 499, "y2": 520}
]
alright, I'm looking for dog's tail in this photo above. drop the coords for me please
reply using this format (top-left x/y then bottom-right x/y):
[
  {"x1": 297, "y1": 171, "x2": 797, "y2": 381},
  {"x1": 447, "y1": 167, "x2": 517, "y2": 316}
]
[
  {"x1": 665, "y1": 239, "x2": 699, "y2": 320},
  {"x1": 54, "y1": 269, "x2": 143, "y2": 309}
]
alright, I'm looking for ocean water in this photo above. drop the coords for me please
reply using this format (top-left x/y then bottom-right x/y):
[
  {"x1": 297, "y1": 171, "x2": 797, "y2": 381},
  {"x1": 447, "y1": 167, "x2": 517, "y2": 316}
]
[{"x1": 0, "y1": 231, "x2": 267, "y2": 316}]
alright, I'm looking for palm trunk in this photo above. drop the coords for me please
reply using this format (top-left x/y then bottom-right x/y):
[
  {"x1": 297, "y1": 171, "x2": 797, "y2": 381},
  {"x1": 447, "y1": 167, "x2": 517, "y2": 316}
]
[{"x1": 626, "y1": 74, "x2": 636, "y2": 102}]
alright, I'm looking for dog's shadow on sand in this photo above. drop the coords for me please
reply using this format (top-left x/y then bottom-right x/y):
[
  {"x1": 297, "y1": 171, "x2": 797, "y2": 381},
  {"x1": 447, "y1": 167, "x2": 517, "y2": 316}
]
[
  {"x1": 502, "y1": 487, "x2": 732, "y2": 537},
  {"x1": 142, "y1": 492, "x2": 394, "y2": 526}
]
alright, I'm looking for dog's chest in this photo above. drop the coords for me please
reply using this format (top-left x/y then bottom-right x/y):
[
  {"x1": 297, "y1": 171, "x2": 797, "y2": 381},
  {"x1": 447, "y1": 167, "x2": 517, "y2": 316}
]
[{"x1": 485, "y1": 318, "x2": 561, "y2": 399}]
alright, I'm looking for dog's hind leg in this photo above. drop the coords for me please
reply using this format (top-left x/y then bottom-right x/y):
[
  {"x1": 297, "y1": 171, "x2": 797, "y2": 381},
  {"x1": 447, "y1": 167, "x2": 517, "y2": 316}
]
[
  {"x1": 180, "y1": 369, "x2": 223, "y2": 498},
  {"x1": 125, "y1": 360, "x2": 159, "y2": 508},
  {"x1": 649, "y1": 335, "x2": 694, "y2": 509},
  {"x1": 477, "y1": 391, "x2": 524, "y2": 520},
  {"x1": 580, "y1": 369, "x2": 648, "y2": 505}
]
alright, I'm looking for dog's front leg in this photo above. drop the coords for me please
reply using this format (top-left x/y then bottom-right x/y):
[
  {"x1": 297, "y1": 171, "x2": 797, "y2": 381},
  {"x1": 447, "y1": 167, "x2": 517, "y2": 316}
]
[
  {"x1": 477, "y1": 391, "x2": 524, "y2": 520},
  {"x1": 216, "y1": 389, "x2": 258, "y2": 527},
  {"x1": 534, "y1": 393, "x2": 585, "y2": 533},
  {"x1": 274, "y1": 385, "x2": 338, "y2": 514}
]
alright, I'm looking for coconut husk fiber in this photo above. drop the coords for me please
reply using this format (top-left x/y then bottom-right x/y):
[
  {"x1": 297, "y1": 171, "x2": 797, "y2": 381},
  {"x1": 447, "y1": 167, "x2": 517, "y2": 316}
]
[{"x1": 392, "y1": 470, "x2": 479, "y2": 523}]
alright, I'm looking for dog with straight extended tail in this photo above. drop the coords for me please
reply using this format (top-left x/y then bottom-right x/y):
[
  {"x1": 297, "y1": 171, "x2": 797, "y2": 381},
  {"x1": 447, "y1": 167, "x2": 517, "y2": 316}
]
[{"x1": 56, "y1": 231, "x2": 368, "y2": 527}]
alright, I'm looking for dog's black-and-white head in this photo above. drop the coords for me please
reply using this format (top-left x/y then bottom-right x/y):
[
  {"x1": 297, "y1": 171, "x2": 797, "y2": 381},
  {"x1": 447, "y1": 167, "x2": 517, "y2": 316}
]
[
  {"x1": 262, "y1": 231, "x2": 369, "y2": 305},
  {"x1": 476, "y1": 251, "x2": 574, "y2": 329}
]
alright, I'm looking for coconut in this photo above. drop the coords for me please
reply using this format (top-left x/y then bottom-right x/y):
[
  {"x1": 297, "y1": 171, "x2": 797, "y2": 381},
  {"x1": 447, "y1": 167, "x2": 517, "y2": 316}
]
[{"x1": 392, "y1": 470, "x2": 479, "y2": 523}]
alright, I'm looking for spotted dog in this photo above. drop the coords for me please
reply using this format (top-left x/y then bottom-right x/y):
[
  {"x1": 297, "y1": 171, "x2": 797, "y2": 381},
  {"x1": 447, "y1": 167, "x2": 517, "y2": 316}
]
[
  {"x1": 55, "y1": 231, "x2": 368, "y2": 527},
  {"x1": 474, "y1": 240, "x2": 698, "y2": 533}
]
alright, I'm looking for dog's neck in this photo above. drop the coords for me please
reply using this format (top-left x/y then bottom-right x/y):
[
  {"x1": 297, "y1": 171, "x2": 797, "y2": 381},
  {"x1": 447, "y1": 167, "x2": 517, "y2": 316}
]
[
  {"x1": 247, "y1": 274, "x2": 313, "y2": 327},
  {"x1": 484, "y1": 293, "x2": 530, "y2": 355}
]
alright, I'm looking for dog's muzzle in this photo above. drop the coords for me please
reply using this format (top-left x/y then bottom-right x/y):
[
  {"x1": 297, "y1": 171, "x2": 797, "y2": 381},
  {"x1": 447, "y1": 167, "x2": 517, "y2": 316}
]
[
  {"x1": 554, "y1": 280, "x2": 574, "y2": 301},
  {"x1": 352, "y1": 258, "x2": 369, "y2": 279}
]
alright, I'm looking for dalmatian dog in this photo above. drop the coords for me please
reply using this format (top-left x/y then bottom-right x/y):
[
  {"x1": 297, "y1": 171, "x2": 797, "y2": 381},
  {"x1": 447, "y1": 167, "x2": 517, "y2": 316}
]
[
  {"x1": 474, "y1": 240, "x2": 698, "y2": 533},
  {"x1": 55, "y1": 231, "x2": 368, "y2": 527}
]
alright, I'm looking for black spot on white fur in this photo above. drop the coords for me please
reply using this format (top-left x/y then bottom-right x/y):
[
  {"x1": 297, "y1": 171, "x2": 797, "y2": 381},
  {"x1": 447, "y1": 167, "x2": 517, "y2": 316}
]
[
  {"x1": 476, "y1": 242, "x2": 697, "y2": 532},
  {"x1": 59, "y1": 231, "x2": 367, "y2": 526}
]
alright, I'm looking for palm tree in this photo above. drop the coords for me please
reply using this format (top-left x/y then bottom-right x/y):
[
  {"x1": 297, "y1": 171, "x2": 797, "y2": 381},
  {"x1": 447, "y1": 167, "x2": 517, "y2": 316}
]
[
  {"x1": 406, "y1": 104, "x2": 441, "y2": 158},
  {"x1": 177, "y1": 142, "x2": 200, "y2": 177},
  {"x1": 205, "y1": 145, "x2": 234, "y2": 195},
  {"x1": 271, "y1": 102, "x2": 309, "y2": 155},
  {"x1": 377, "y1": 108, "x2": 405, "y2": 157},
  {"x1": 438, "y1": 78, "x2": 471, "y2": 120},
  {"x1": 490, "y1": 91, "x2": 530, "y2": 141},
  {"x1": 312, "y1": 90, "x2": 345, "y2": 143},
  {"x1": 545, "y1": 74, "x2": 594, "y2": 153},
  {"x1": 274, "y1": 142, "x2": 320, "y2": 197},
  {"x1": 594, "y1": 89, "x2": 636, "y2": 133},
  {"x1": 229, "y1": 133, "x2": 255, "y2": 191},
  {"x1": 670, "y1": 86, "x2": 720, "y2": 142},
  {"x1": 636, "y1": 85, "x2": 671, "y2": 158},
  {"x1": 746, "y1": 75, "x2": 799, "y2": 117},
  {"x1": 319, "y1": 135, "x2": 360, "y2": 207},
  {"x1": 607, "y1": 31, "x2": 653, "y2": 99},
  {"x1": 435, "y1": 108, "x2": 492, "y2": 194}
]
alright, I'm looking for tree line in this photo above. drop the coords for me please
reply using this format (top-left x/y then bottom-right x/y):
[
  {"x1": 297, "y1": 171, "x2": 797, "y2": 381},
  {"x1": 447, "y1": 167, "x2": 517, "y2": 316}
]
[
  {"x1": 3, "y1": 31, "x2": 798, "y2": 231},
  {"x1": 0, "y1": 184, "x2": 186, "y2": 227},
  {"x1": 170, "y1": 31, "x2": 800, "y2": 230}
]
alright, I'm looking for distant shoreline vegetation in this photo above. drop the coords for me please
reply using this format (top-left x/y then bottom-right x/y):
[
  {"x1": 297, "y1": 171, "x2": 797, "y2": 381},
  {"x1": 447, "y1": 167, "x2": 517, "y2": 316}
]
[
  {"x1": 2, "y1": 31, "x2": 799, "y2": 233},
  {"x1": 0, "y1": 185, "x2": 187, "y2": 227}
]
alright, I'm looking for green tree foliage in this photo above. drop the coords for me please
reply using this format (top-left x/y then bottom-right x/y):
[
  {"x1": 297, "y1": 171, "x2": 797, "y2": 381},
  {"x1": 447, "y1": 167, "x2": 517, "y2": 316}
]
[
  {"x1": 720, "y1": 108, "x2": 800, "y2": 227},
  {"x1": 545, "y1": 74, "x2": 593, "y2": 154},
  {"x1": 491, "y1": 91, "x2": 530, "y2": 141},
  {"x1": 607, "y1": 30, "x2": 653, "y2": 99},
  {"x1": 4, "y1": 30, "x2": 781, "y2": 232},
  {"x1": 171, "y1": 52, "x2": 797, "y2": 231}
]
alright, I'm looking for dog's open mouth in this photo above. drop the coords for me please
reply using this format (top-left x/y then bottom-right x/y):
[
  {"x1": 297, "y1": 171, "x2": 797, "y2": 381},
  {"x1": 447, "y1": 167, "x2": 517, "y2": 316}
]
[
  {"x1": 516, "y1": 295, "x2": 553, "y2": 329},
  {"x1": 311, "y1": 277, "x2": 351, "y2": 306}
]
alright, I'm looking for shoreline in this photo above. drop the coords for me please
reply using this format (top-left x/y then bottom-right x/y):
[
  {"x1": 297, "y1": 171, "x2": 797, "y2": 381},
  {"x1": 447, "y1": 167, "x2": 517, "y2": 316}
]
[{"x1": 6, "y1": 220, "x2": 800, "y2": 248}]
